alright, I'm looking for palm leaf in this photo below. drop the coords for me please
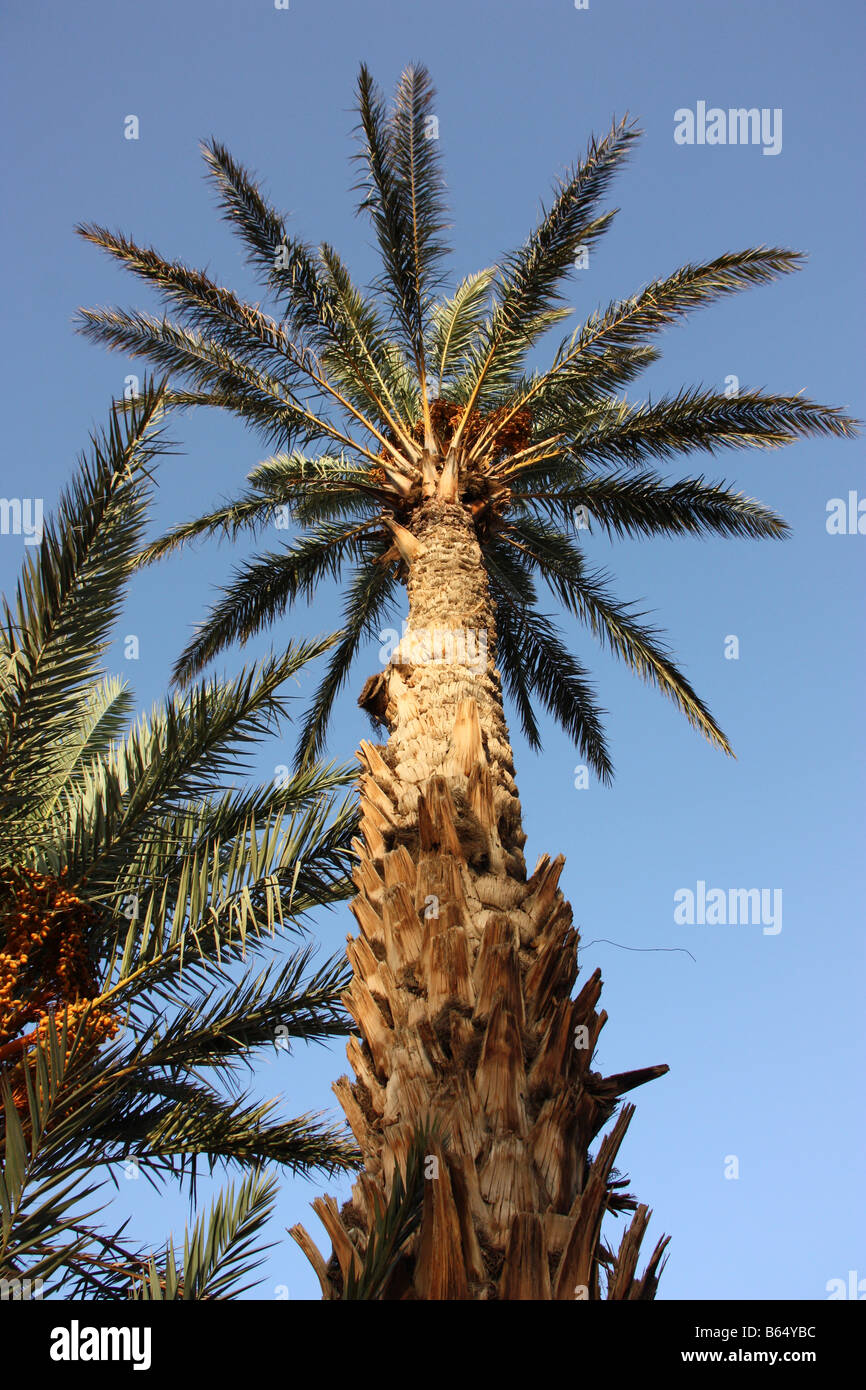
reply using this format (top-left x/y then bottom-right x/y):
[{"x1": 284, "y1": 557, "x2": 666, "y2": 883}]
[
  {"x1": 134, "y1": 1167, "x2": 278, "y2": 1300},
  {"x1": 171, "y1": 523, "x2": 383, "y2": 685},
  {"x1": 294, "y1": 540, "x2": 401, "y2": 766},
  {"x1": 354, "y1": 64, "x2": 449, "y2": 432},
  {"x1": 452, "y1": 115, "x2": 638, "y2": 447},
  {"x1": 502, "y1": 517, "x2": 732, "y2": 756},
  {"x1": 484, "y1": 538, "x2": 612, "y2": 779},
  {"x1": 537, "y1": 386, "x2": 858, "y2": 469},
  {"x1": 342, "y1": 1122, "x2": 435, "y2": 1299},
  {"x1": 0, "y1": 381, "x2": 168, "y2": 852},
  {"x1": 75, "y1": 224, "x2": 296, "y2": 377},
  {"x1": 515, "y1": 469, "x2": 789, "y2": 540},
  {"x1": 426, "y1": 268, "x2": 495, "y2": 394}
]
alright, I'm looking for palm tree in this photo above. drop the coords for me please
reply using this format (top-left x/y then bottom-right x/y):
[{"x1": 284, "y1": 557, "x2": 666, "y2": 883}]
[
  {"x1": 0, "y1": 381, "x2": 366, "y2": 1297},
  {"x1": 75, "y1": 68, "x2": 857, "y2": 1299}
]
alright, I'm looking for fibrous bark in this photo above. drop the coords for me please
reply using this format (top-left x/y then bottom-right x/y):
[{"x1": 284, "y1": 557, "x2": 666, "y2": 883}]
[{"x1": 291, "y1": 498, "x2": 669, "y2": 1299}]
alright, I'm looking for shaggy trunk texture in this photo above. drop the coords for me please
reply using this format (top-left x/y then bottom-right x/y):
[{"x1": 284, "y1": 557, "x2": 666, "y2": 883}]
[{"x1": 291, "y1": 498, "x2": 670, "y2": 1299}]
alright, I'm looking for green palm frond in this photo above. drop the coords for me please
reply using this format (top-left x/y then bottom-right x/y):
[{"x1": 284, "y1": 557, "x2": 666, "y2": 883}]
[
  {"x1": 452, "y1": 115, "x2": 638, "y2": 447},
  {"x1": 515, "y1": 469, "x2": 789, "y2": 540},
  {"x1": 76, "y1": 224, "x2": 297, "y2": 378},
  {"x1": 201, "y1": 134, "x2": 419, "y2": 453},
  {"x1": 0, "y1": 381, "x2": 168, "y2": 847},
  {"x1": 342, "y1": 1122, "x2": 435, "y2": 1300},
  {"x1": 201, "y1": 137, "x2": 399, "y2": 429},
  {"x1": 137, "y1": 493, "x2": 281, "y2": 567},
  {"x1": 134, "y1": 1167, "x2": 278, "y2": 1300},
  {"x1": 509, "y1": 344, "x2": 662, "y2": 421},
  {"x1": 317, "y1": 243, "x2": 421, "y2": 442},
  {"x1": 112, "y1": 948, "x2": 351, "y2": 1075},
  {"x1": 294, "y1": 542, "x2": 401, "y2": 766},
  {"x1": 200, "y1": 137, "x2": 296, "y2": 288},
  {"x1": 0, "y1": 397, "x2": 375, "y2": 1297},
  {"x1": 0, "y1": 1019, "x2": 110, "y2": 1293},
  {"x1": 94, "y1": 785, "x2": 356, "y2": 988},
  {"x1": 74, "y1": 309, "x2": 316, "y2": 452},
  {"x1": 2, "y1": 770, "x2": 358, "y2": 1293},
  {"x1": 138, "y1": 452, "x2": 382, "y2": 570},
  {"x1": 426, "y1": 268, "x2": 495, "y2": 394},
  {"x1": 535, "y1": 249, "x2": 804, "y2": 412},
  {"x1": 113, "y1": 757, "x2": 354, "y2": 902},
  {"x1": 68, "y1": 676, "x2": 136, "y2": 761},
  {"x1": 76, "y1": 308, "x2": 389, "y2": 466},
  {"x1": 501, "y1": 516, "x2": 731, "y2": 756},
  {"x1": 0, "y1": 955, "x2": 355, "y2": 1186},
  {"x1": 35, "y1": 676, "x2": 135, "y2": 820},
  {"x1": 77, "y1": 270, "x2": 399, "y2": 468},
  {"x1": 247, "y1": 450, "x2": 391, "y2": 525},
  {"x1": 48, "y1": 638, "x2": 340, "y2": 888},
  {"x1": 247, "y1": 450, "x2": 380, "y2": 495},
  {"x1": 141, "y1": 1087, "x2": 359, "y2": 1179},
  {"x1": 529, "y1": 386, "x2": 856, "y2": 471},
  {"x1": 486, "y1": 248, "x2": 811, "y2": 452},
  {"x1": 171, "y1": 522, "x2": 384, "y2": 685},
  {"x1": 484, "y1": 538, "x2": 613, "y2": 779},
  {"x1": 446, "y1": 306, "x2": 575, "y2": 410},
  {"x1": 354, "y1": 63, "x2": 449, "y2": 426}
]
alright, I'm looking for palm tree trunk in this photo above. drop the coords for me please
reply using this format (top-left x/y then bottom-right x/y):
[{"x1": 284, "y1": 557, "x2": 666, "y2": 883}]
[{"x1": 291, "y1": 498, "x2": 670, "y2": 1299}]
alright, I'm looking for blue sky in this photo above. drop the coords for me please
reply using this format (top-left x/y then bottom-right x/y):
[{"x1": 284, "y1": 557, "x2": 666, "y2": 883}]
[{"x1": 1, "y1": 0, "x2": 863, "y2": 1299}]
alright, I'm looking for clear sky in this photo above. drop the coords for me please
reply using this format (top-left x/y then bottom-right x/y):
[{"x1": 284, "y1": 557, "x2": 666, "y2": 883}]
[{"x1": 1, "y1": 0, "x2": 863, "y2": 1300}]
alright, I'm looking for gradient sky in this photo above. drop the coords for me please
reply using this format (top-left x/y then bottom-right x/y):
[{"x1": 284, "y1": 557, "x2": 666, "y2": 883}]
[{"x1": 1, "y1": 0, "x2": 863, "y2": 1300}]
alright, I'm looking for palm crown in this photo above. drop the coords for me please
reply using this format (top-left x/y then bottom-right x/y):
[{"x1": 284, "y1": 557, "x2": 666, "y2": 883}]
[{"x1": 77, "y1": 64, "x2": 856, "y2": 781}]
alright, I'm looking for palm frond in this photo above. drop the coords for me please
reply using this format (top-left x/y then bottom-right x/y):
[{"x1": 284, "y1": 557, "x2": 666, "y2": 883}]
[
  {"x1": 446, "y1": 306, "x2": 574, "y2": 411},
  {"x1": 354, "y1": 64, "x2": 449, "y2": 432},
  {"x1": 134, "y1": 1167, "x2": 278, "y2": 1300},
  {"x1": 533, "y1": 386, "x2": 859, "y2": 470},
  {"x1": 200, "y1": 137, "x2": 296, "y2": 287},
  {"x1": 426, "y1": 268, "x2": 495, "y2": 394},
  {"x1": 502, "y1": 517, "x2": 732, "y2": 756},
  {"x1": 497, "y1": 345, "x2": 662, "y2": 435},
  {"x1": 141, "y1": 1088, "x2": 359, "y2": 1179},
  {"x1": 96, "y1": 785, "x2": 356, "y2": 989},
  {"x1": 139, "y1": 452, "x2": 383, "y2": 570},
  {"x1": 484, "y1": 539, "x2": 613, "y2": 779},
  {"x1": 0, "y1": 1018, "x2": 109, "y2": 1291},
  {"x1": 452, "y1": 115, "x2": 639, "y2": 448},
  {"x1": 113, "y1": 758, "x2": 354, "y2": 905},
  {"x1": 137, "y1": 494, "x2": 280, "y2": 568},
  {"x1": 342, "y1": 1122, "x2": 434, "y2": 1299},
  {"x1": 171, "y1": 521, "x2": 383, "y2": 684},
  {"x1": 35, "y1": 676, "x2": 135, "y2": 823},
  {"x1": 0, "y1": 381, "x2": 168, "y2": 852},
  {"x1": 294, "y1": 540, "x2": 401, "y2": 766},
  {"x1": 0, "y1": 396, "x2": 379, "y2": 1296},
  {"x1": 117, "y1": 948, "x2": 351, "y2": 1072},
  {"x1": 248, "y1": 449, "x2": 395, "y2": 523},
  {"x1": 317, "y1": 243, "x2": 420, "y2": 444},
  {"x1": 529, "y1": 248, "x2": 805, "y2": 411},
  {"x1": 201, "y1": 137, "x2": 391, "y2": 408},
  {"x1": 74, "y1": 308, "x2": 315, "y2": 452},
  {"x1": 54, "y1": 638, "x2": 341, "y2": 887},
  {"x1": 515, "y1": 469, "x2": 789, "y2": 540},
  {"x1": 76, "y1": 308, "x2": 394, "y2": 469},
  {"x1": 75, "y1": 224, "x2": 298, "y2": 378}
]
